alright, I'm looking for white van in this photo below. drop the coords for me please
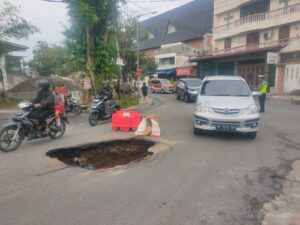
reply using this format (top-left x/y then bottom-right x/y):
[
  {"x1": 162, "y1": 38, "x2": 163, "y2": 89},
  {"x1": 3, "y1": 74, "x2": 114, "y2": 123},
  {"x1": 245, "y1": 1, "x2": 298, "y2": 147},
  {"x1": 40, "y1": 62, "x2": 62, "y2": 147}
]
[{"x1": 193, "y1": 76, "x2": 260, "y2": 139}]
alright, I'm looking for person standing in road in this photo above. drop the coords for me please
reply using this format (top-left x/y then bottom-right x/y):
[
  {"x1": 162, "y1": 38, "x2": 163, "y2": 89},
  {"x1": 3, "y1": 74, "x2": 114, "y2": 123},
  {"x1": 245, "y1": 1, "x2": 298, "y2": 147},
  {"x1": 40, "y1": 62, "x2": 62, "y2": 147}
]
[
  {"x1": 142, "y1": 82, "x2": 148, "y2": 100},
  {"x1": 258, "y1": 75, "x2": 268, "y2": 113}
]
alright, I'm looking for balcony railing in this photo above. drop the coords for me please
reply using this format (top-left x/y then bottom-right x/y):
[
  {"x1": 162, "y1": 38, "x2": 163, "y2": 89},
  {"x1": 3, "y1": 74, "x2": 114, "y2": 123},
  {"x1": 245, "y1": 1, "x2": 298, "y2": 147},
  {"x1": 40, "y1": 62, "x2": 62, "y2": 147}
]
[
  {"x1": 215, "y1": 3, "x2": 300, "y2": 32},
  {"x1": 214, "y1": 37, "x2": 300, "y2": 56}
]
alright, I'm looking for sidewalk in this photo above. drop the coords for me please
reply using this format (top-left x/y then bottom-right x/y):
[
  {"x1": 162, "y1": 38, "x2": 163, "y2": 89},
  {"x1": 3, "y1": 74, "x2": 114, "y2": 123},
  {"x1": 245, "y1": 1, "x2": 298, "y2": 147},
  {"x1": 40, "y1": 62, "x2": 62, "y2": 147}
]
[
  {"x1": 268, "y1": 95, "x2": 300, "y2": 105},
  {"x1": 261, "y1": 160, "x2": 300, "y2": 225}
]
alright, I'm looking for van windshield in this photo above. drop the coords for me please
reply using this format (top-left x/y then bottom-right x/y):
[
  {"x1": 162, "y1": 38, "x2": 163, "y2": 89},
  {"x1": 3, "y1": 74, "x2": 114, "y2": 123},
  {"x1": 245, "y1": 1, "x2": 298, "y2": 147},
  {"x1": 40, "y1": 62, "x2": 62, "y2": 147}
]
[
  {"x1": 185, "y1": 79, "x2": 202, "y2": 86},
  {"x1": 201, "y1": 80, "x2": 250, "y2": 97},
  {"x1": 161, "y1": 80, "x2": 171, "y2": 85}
]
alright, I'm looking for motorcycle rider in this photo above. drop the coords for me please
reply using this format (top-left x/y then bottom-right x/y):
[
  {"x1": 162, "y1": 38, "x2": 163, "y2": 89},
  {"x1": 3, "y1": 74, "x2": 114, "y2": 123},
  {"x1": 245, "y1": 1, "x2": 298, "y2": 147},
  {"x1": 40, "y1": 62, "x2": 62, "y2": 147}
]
[
  {"x1": 31, "y1": 79, "x2": 55, "y2": 131},
  {"x1": 99, "y1": 80, "x2": 113, "y2": 117}
]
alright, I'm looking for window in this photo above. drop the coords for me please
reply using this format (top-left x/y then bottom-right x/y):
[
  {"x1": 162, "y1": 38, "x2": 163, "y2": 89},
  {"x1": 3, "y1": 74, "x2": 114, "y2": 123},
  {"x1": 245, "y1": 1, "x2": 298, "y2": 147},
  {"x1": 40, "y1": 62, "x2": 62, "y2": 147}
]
[
  {"x1": 159, "y1": 57, "x2": 175, "y2": 66},
  {"x1": 224, "y1": 38, "x2": 232, "y2": 50},
  {"x1": 240, "y1": 0, "x2": 270, "y2": 17},
  {"x1": 147, "y1": 29, "x2": 155, "y2": 39},
  {"x1": 167, "y1": 22, "x2": 176, "y2": 35}
]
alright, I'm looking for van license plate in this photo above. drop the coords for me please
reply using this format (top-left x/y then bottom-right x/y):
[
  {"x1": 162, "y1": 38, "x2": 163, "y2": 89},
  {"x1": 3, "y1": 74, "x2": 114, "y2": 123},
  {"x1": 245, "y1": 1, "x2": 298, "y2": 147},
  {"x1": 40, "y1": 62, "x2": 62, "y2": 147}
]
[{"x1": 216, "y1": 125, "x2": 236, "y2": 131}]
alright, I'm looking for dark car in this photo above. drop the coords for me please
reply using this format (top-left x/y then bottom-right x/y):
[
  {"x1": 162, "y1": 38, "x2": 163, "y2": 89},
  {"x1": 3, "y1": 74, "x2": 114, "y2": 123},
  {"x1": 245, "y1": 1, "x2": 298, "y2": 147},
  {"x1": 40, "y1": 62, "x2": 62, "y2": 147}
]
[{"x1": 176, "y1": 78, "x2": 202, "y2": 102}]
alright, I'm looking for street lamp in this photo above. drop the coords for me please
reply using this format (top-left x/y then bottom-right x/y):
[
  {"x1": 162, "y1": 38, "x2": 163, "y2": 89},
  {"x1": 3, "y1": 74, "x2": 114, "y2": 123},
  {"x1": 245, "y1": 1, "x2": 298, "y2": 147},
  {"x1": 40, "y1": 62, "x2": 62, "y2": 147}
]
[{"x1": 136, "y1": 12, "x2": 157, "y2": 73}]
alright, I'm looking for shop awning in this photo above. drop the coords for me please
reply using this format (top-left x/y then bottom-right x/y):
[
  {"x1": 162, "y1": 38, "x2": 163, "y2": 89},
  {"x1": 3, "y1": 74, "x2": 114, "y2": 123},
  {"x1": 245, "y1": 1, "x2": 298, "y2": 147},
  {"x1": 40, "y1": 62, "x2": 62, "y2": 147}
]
[{"x1": 156, "y1": 69, "x2": 176, "y2": 76}]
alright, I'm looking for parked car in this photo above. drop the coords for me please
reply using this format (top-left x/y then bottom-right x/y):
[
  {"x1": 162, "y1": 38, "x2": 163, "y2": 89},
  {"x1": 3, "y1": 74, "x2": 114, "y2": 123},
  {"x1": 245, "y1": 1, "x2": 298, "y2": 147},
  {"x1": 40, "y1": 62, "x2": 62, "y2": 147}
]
[
  {"x1": 150, "y1": 79, "x2": 175, "y2": 94},
  {"x1": 193, "y1": 76, "x2": 260, "y2": 139},
  {"x1": 176, "y1": 78, "x2": 202, "y2": 102}
]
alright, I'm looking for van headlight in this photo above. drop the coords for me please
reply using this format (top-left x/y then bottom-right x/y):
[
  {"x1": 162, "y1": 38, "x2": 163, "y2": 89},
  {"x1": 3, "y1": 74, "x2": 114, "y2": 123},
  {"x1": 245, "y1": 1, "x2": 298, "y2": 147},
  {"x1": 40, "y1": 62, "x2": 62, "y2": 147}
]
[
  {"x1": 246, "y1": 104, "x2": 258, "y2": 114},
  {"x1": 196, "y1": 103, "x2": 209, "y2": 113}
]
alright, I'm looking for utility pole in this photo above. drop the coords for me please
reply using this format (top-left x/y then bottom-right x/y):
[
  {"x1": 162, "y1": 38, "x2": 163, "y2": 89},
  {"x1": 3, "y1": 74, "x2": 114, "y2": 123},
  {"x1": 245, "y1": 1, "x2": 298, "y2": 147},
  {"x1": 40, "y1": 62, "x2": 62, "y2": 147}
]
[
  {"x1": 135, "y1": 12, "x2": 157, "y2": 98},
  {"x1": 136, "y1": 12, "x2": 157, "y2": 73}
]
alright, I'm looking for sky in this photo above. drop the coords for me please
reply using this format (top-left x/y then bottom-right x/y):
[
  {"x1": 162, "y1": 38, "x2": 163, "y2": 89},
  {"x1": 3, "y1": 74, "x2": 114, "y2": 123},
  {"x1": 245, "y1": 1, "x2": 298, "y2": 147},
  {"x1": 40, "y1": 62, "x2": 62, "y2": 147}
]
[{"x1": 5, "y1": 0, "x2": 194, "y2": 60}]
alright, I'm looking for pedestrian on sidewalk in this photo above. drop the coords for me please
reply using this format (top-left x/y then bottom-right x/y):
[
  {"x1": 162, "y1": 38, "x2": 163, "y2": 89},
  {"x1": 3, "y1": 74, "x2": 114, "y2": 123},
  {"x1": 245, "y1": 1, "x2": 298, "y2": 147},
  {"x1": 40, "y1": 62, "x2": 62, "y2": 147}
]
[
  {"x1": 258, "y1": 75, "x2": 268, "y2": 113},
  {"x1": 142, "y1": 82, "x2": 148, "y2": 100}
]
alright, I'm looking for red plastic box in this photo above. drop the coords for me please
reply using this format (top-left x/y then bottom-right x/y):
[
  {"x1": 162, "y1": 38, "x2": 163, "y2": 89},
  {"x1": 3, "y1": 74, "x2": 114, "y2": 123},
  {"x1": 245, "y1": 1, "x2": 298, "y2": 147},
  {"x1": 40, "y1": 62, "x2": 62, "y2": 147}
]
[{"x1": 112, "y1": 111, "x2": 142, "y2": 132}]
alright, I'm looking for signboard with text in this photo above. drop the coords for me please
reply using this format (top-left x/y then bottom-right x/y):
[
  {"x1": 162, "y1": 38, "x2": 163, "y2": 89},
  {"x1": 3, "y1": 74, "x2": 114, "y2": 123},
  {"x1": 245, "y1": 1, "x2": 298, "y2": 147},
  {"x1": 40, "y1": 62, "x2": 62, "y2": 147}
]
[{"x1": 267, "y1": 52, "x2": 279, "y2": 64}]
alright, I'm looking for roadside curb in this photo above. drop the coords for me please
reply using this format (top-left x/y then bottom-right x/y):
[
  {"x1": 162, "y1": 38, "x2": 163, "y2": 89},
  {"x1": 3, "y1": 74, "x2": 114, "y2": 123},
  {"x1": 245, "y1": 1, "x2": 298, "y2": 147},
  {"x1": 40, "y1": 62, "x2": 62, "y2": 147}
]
[
  {"x1": 126, "y1": 97, "x2": 154, "y2": 111},
  {"x1": 268, "y1": 95, "x2": 300, "y2": 105}
]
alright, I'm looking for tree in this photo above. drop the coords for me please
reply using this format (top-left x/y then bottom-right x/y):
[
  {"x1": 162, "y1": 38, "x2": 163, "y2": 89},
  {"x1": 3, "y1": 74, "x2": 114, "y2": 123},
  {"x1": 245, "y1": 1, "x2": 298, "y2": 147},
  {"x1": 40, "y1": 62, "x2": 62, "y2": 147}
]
[
  {"x1": 0, "y1": 1, "x2": 38, "y2": 41},
  {"x1": 117, "y1": 17, "x2": 157, "y2": 78},
  {"x1": 29, "y1": 41, "x2": 72, "y2": 76},
  {"x1": 63, "y1": 0, "x2": 124, "y2": 91}
]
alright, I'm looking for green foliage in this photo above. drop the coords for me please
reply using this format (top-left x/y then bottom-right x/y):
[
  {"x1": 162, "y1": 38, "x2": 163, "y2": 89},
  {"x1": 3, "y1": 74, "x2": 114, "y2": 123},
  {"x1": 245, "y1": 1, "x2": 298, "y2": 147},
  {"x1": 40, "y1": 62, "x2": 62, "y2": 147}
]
[
  {"x1": 63, "y1": 0, "x2": 124, "y2": 88},
  {"x1": 118, "y1": 94, "x2": 139, "y2": 108},
  {"x1": 29, "y1": 41, "x2": 72, "y2": 76},
  {"x1": 140, "y1": 53, "x2": 158, "y2": 75},
  {"x1": 0, "y1": 1, "x2": 39, "y2": 40}
]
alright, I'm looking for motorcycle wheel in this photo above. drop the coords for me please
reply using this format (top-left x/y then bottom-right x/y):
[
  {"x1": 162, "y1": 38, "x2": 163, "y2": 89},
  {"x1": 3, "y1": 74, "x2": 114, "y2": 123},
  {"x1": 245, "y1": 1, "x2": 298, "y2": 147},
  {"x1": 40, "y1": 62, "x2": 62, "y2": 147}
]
[
  {"x1": 0, "y1": 126, "x2": 23, "y2": 152},
  {"x1": 72, "y1": 105, "x2": 82, "y2": 115},
  {"x1": 48, "y1": 120, "x2": 66, "y2": 139},
  {"x1": 89, "y1": 112, "x2": 99, "y2": 126}
]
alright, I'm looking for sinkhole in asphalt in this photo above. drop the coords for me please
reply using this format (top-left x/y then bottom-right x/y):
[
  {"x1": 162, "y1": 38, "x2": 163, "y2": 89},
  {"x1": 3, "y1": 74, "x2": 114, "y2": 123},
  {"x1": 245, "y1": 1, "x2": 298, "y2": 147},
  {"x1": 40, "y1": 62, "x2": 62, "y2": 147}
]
[{"x1": 46, "y1": 139, "x2": 155, "y2": 170}]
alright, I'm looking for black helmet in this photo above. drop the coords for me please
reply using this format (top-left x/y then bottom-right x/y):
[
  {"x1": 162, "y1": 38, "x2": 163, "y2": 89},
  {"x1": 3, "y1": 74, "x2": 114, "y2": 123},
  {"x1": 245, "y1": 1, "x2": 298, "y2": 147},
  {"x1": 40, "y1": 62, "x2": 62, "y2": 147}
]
[{"x1": 34, "y1": 79, "x2": 50, "y2": 91}]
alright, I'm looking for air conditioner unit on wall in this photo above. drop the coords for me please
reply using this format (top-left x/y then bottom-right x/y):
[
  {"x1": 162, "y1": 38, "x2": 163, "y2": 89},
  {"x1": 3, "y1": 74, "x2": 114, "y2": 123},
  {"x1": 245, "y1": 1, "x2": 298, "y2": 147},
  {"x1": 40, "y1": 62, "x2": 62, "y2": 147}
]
[{"x1": 263, "y1": 31, "x2": 273, "y2": 40}]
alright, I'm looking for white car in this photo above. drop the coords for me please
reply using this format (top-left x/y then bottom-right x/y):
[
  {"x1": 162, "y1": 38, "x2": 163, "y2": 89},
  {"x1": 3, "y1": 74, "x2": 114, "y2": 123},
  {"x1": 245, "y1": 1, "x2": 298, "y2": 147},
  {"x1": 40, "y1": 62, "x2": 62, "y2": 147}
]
[{"x1": 193, "y1": 76, "x2": 260, "y2": 139}]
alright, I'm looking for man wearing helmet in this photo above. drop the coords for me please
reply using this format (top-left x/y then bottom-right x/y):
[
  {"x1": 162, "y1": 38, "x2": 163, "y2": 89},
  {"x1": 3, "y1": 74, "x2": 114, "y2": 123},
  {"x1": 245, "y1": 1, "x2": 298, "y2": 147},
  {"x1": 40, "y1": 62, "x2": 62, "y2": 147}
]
[
  {"x1": 100, "y1": 80, "x2": 113, "y2": 117},
  {"x1": 31, "y1": 79, "x2": 55, "y2": 127}
]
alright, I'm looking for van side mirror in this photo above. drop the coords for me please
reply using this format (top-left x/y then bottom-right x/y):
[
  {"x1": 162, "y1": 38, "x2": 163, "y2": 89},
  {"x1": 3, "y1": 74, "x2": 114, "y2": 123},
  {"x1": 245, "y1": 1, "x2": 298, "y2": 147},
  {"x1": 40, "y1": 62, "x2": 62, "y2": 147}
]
[{"x1": 252, "y1": 91, "x2": 260, "y2": 96}]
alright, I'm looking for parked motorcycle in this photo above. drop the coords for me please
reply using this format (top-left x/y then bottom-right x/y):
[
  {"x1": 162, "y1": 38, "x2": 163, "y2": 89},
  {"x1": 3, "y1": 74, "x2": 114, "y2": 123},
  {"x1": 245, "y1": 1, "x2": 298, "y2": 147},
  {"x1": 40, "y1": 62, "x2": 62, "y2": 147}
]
[
  {"x1": 0, "y1": 101, "x2": 68, "y2": 152},
  {"x1": 66, "y1": 94, "x2": 82, "y2": 115},
  {"x1": 89, "y1": 95, "x2": 119, "y2": 126}
]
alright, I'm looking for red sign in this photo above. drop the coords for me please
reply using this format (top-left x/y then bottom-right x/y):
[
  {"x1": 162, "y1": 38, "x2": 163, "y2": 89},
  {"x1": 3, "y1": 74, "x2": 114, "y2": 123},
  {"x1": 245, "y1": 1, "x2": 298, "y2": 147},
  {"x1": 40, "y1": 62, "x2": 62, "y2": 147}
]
[
  {"x1": 136, "y1": 70, "x2": 141, "y2": 77},
  {"x1": 176, "y1": 67, "x2": 192, "y2": 76}
]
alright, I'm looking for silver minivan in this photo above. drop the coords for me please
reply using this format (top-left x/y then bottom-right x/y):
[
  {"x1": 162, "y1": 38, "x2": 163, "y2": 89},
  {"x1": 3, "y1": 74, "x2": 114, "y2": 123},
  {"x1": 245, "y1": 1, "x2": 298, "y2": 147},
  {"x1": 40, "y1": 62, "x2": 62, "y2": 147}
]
[{"x1": 193, "y1": 76, "x2": 260, "y2": 139}]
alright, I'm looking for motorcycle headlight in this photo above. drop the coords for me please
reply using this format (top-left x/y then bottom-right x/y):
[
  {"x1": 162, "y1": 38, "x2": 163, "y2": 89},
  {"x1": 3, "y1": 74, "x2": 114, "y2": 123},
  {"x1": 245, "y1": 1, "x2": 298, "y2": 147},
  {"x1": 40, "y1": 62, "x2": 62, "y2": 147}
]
[
  {"x1": 196, "y1": 103, "x2": 209, "y2": 113},
  {"x1": 246, "y1": 104, "x2": 258, "y2": 114}
]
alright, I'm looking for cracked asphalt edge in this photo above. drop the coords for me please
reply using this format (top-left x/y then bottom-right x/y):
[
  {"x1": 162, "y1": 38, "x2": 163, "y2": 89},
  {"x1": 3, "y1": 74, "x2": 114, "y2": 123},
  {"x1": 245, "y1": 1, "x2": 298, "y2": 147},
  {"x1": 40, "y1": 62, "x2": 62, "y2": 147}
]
[{"x1": 261, "y1": 159, "x2": 300, "y2": 225}]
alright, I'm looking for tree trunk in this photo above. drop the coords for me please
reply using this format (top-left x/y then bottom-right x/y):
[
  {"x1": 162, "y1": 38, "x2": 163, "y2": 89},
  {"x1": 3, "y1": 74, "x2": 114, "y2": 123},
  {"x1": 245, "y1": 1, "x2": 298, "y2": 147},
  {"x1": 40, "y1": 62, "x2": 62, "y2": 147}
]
[{"x1": 86, "y1": 24, "x2": 96, "y2": 92}]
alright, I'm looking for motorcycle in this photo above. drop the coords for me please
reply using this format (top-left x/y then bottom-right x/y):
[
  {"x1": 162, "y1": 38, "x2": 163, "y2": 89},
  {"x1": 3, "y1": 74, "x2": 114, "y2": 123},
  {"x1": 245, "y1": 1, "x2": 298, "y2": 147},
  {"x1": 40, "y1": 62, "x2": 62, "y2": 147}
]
[
  {"x1": 89, "y1": 95, "x2": 119, "y2": 126},
  {"x1": 66, "y1": 94, "x2": 82, "y2": 115},
  {"x1": 0, "y1": 101, "x2": 68, "y2": 152}
]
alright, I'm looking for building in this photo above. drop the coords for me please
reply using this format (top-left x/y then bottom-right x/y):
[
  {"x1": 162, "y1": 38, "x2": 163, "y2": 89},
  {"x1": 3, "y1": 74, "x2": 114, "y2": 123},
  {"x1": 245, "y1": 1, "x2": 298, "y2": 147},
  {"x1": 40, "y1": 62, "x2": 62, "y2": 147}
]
[
  {"x1": 0, "y1": 41, "x2": 34, "y2": 91},
  {"x1": 190, "y1": 0, "x2": 300, "y2": 94},
  {"x1": 139, "y1": 0, "x2": 213, "y2": 79}
]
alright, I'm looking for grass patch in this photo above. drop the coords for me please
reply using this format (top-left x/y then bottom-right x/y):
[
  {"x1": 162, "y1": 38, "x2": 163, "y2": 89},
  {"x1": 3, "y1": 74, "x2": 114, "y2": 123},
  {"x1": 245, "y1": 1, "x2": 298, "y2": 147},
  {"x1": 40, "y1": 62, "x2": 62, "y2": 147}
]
[
  {"x1": 0, "y1": 96, "x2": 19, "y2": 109},
  {"x1": 118, "y1": 95, "x2": 139, "y2": 109}
]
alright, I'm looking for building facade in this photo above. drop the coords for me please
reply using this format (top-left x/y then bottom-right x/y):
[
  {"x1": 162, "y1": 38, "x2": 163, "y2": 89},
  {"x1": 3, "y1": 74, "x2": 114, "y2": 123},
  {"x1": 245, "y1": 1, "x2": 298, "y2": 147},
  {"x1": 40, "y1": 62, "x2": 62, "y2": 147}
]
[
  {"x1": 191, "y1": 0, "x2": 300, "y2": 94},
  {"x1": 139, "y1": 0, "x2": 213, "y2": 79},
  {"x1": 0, "y1": 41, "x2": 33, "y2": 91}
]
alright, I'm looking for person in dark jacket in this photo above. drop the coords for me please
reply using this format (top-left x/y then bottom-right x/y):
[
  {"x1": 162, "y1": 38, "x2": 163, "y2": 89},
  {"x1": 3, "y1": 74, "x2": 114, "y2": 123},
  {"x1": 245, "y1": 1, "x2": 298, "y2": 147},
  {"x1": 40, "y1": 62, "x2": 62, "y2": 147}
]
[
  {"x1": 100, "y1": 80, "x2": 113, "y2": 116},
  {"x1": 141, "y1": 82, "x2": 148, "y2": 100},
  {"x1": 31, "y1": 79, "x2": 55, "y2": 126}
]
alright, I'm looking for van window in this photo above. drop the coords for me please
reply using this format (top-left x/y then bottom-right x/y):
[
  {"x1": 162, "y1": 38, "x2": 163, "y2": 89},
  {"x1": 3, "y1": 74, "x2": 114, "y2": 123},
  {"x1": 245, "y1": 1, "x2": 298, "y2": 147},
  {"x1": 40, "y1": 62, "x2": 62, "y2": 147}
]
[{"x1": 201, "y1": 80, "x2": 250, "y2": 97}]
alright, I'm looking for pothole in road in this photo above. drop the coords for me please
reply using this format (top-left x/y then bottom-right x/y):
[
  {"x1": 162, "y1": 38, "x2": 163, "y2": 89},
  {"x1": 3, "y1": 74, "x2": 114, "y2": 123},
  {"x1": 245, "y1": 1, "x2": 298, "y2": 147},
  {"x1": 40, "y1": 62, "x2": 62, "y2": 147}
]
[{"x1": 46, "y1": 139, "x2": 155, "y2": 170}]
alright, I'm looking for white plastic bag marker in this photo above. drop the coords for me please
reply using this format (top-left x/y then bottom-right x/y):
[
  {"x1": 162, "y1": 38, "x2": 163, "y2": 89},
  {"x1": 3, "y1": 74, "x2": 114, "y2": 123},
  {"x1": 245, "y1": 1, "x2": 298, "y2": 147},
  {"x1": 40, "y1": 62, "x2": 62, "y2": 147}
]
[
  {"x1": 135, "y1": 118, "x2": 147, "y2": 135},
  {"x1": 151, "y1": 119, "x2": 161, "y2": 138}
]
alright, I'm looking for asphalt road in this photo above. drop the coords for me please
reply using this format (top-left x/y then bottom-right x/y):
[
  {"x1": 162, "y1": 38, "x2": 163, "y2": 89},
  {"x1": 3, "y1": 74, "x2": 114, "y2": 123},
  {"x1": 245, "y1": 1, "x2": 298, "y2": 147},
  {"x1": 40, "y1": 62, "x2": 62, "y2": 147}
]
[{"x1": 0, "y1": 94, "x2": 300, "y2": 225}]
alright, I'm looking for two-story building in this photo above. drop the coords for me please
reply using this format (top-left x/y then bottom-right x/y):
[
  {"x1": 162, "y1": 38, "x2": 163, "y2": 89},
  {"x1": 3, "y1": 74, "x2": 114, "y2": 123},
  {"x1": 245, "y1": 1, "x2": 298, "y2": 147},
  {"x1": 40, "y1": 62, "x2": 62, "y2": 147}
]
[
  {"x1": 190, "y1": 0, "x2": 300, "y2": 94},
  {"x1": 139, "y1": 0, "x2": 213, "y2": 79},
  {"x1": 0, "y1": 41, "x2": 32, "y2": 92}
]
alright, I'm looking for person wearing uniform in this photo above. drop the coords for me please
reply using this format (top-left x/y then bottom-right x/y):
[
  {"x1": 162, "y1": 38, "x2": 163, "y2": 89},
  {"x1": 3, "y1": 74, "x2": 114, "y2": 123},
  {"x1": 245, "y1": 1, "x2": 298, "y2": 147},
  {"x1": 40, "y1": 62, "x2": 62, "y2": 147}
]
[
  {"x1": 100, "y1": 80, "x2": 113, "y2": 116},
  {"x1": 258, "y1": 75, "x2": 268, "y2": 113}
]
